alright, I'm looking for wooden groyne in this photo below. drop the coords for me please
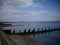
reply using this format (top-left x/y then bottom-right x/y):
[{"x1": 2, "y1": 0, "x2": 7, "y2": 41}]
[{"x1": 2, "y1": 27, "x2": 60, "y2": 35}]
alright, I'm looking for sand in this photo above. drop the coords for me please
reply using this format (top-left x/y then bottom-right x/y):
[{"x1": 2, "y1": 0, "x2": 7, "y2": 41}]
[
  {"x1": 8, "y1": 35, "x2": 41, "y2": 45},
  {"x1": 8, "y1": 35, "x2": 29, "y2": 45}
]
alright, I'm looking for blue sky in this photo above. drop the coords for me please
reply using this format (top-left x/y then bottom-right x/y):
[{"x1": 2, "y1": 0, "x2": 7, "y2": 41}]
[{"x1": 0, "y1": 0, "x2": 60, "y2": 22}]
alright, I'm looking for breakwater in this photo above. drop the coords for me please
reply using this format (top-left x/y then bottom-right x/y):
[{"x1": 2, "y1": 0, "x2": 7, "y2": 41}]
[{"x1": 2, "y1": 27, "x2": 60, "y2": 35}]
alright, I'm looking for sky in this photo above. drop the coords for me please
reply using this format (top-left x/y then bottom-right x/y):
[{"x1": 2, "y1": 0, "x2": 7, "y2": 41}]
[{"x1": 0, "y1": 0, "x2": 60, "y2": 22}]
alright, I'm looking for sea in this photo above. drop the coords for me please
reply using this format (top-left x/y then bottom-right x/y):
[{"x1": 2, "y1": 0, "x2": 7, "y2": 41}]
[{"x1": 3, "y1": 21, "x2": 60, "y2": 45}]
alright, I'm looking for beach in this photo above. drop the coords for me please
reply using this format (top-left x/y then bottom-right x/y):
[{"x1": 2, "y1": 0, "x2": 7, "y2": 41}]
[
  {"x1": 8, "y1": 35, "x2": 28, "y2": 45},
  {"x1": 8, "y1": 35, "x2": 40, "y2": 45}
]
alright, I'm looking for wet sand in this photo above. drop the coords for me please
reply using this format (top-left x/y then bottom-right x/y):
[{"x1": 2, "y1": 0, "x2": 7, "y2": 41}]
[
  {"x1": 9, "y1": 35, "x2": 29, "y2": 45},
  {"x1": 8, "y1": 35, "x2": 40, "y2": 45}
]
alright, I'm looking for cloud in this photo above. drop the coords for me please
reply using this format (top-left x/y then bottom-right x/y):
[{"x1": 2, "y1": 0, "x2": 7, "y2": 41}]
[
  {"x1": 0, "y1": 0, "x2": 5, "y2": 6},
  {"x1": 27, "y1": 10, "x2": 48, "y2": 15},
  {"x1": 2, "y1": 0, "x2": 44, "y2": 8},
  {"x1": 0, "y1": 7, "x2": 48, "y2": 15},
  {"x1": 0, "y1": 0, "x2": 49, "y2": 21},
  {"x1": 39, "y1": 10, "x2": 48, "y2": 15},
  {"x1": 2, "y1": 0, "x2": 34, "y2": 8},
  {"x1": 9, "y1": 0, "x2": 34, "y2": 8},
  {"x1": 0, "y1": 0, "x2": 48, "y2": 15}
]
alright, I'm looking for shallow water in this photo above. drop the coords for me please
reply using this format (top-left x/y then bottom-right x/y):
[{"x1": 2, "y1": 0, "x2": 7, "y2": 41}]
[{"x1": 27, "y1": 30, "x2": 60, "y2": 45}]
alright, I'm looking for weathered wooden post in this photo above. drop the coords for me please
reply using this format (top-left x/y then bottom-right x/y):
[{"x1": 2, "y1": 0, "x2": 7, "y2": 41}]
[
  {"x1": 38, "y1": 28, "x2": 40, "y2": 32},
  {"x1": 13, "y1": 29, "x2": 15, "y2": 34},
  {"x1": 27, "y1": 29, "x2": 31, "y2": 34},
  {"x1": 28, "y1": 29, "x2": 31, "y2": 33},
  {"x1": 19, "y1": 30, "x2": 21, "y2": 34},
  {"x1": 42, "y1": 28, "x2": 43, "y2": 31},
  {"x1": 32, "y1": 28, "x2": 35, "y2": 34},
  {"x1": 23, "y1": 29, "x2": 26, "y2": 34},
  {"x1": 44, "y1": 28, "x2": 47, "y2": 33},
  {"x1": 48, "y1": 27, "x2": 50, "y2": 30}
]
